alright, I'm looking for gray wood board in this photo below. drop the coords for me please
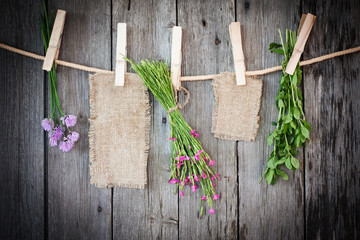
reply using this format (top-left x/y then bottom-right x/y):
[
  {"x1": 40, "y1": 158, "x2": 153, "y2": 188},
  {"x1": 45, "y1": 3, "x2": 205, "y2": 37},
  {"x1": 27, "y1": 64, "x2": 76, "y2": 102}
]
[
  {"x1": 236, "y1": 1, "x2": 304, "y2": 239},
  {"x1": 302, "y1": 0, "x2": 360, "y2": 239},
  {"x1": 0, "y1": 1, "x2": 45, "y2": 239},
  {"x1": 112, "y1": 1, "x2": 178, "y2": 239},
  {"x1": 0, "y1": 0, "x2": 359, "y2": 239},
  {"x1": 47, "y1": 1, "x2": 112, "y2": 239},
  {"x1": 178, "y1": 0, "x2": 238, "y2": 238}
]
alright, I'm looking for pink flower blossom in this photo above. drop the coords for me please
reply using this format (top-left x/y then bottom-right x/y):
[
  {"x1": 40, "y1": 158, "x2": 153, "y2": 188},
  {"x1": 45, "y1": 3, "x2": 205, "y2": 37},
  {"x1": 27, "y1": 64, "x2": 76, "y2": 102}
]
[
  {"x1": 191, "y1": 185, "x2": 198, "y2": 192},
  {"x1": 213, "y1": 194, "x2": 219, "y2": 200},
  {"x1": 190, "y1": 130, "x2": 199, "y2": 138},
  {"x1": 59, "y1": 138, "x2": 74, "y2": 152},
  {"x1": 202, "y1": 173, "x2": 207, "y2": 179},
  {"x1": 180, "y1": 191, "x2": 184, "y2": 196},
  {"x1": 168, "y1": 179, "x2": 180, "y2": 184},
  {"x1": 189, "y1": 145, "x2": 192, "y2": 150},
  {"x1": 173, "y1": 162, "x2": 185, "y2": 169},
  {"x1": 41, "y1": 118, "x2": 52, "y2": 131},
  {"x1": 61, "y1": 115, "x2": 77, "y2": 128},
  {"x1": 201, "y1": 196, "x2": 207, "y2": 201},
  {"x1": 194, "y1": 154, "x2": 200, "y2": 161},
  {"x1": 212, "y1": 182, "x2": 216, "y2": 187},
  {"x1": 203, "y1": 158, "x2": 208, "y2": 162},
  {"x1": 167, "y1": 137, "x2": 177, "y2": 141},
  {"x1": 193, "y1": 176, "x2": 199, "y2": 182},
  {"x1": 197, "y1": 150, "x2": 204, "y2": 155},
  {"x1": 68, "y1": 131, "x2": 80, "y2": 142},
  {"x1": 208, "y1": 160, "x2": 215, "y2": 166},
  {"x1": 209, "y1": 208, "x2": 215, "y2": 214}
]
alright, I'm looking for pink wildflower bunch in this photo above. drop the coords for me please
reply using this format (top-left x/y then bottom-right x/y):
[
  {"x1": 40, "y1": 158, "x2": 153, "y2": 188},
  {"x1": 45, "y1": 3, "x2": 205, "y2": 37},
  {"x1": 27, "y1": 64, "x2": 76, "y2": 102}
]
[
  {"x1": 168, "y1": 131, "x2": 221, "y2": 217},
  {"x1": 126, "y1": 58, "x2": 221, "y2": 217}
]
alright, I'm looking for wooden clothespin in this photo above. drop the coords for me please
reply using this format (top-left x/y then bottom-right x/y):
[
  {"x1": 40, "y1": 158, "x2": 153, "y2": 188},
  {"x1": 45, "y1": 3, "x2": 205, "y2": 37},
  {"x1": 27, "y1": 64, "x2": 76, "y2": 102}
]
[
  {"x1": 115, "y1": 23, "x2": 127, "y2": 86},
  {"x1": 171, "y1": 26, "x2": 182, "y2": 91},
  {"x1": 285, "y1": 13, "x2": 316, "y2": 75},
  {"x1": 229, "y1": 22, "x2": 246, "y2": 85},
  {"x1": 42, "y1": 10, "x2": 66, "y2": 71}
]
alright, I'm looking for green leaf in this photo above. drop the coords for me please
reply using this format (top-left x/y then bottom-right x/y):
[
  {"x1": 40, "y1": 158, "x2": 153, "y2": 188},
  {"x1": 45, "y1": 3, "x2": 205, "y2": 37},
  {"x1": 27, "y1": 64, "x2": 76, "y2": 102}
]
[
  {"x1": 270, "y1": 48, "x2": 284, "y2": 54},
  {"x1": 266, "y1": 169, "x2": 275, "y2": 185},
  {"x1": 267, "y1": 131, "x2": 277, "y2": 146},
  {"x1": 278, "y1": 99, "x2": 284, "y2": 108},
  {"x1": 269, "y1": 42, "x2": 282, "y2": 50},
  {"x1": 271, "y1": 121, "x2": 277, "y2": 126},
  {"x1": 276, "y1": 169, "x2": 289, "y2": 180},
  {"x1": 267, "y1": 158, "x2": 276, "y2": 169},
  {"x1": 302, "y1": 120, "x2": 312, "y2": 130},
  {"x1": 291, "y1": 73, "x2": 298, "y2": 85},
  {"x1": 284, "y1": 113, "x2": 293, "y2": 124},
  {"x1": 291, "y1": 156, "x2": 300, "y2": 169},
  {"x1": 285, "y1": 157, "x2": 292, "y2": 170},
  {"x1": 295, "y1": 135, "x2": 301, "y2": 148},
  {"x1": 294, "y1": 107, "x2": 300, "y2": 120},
  {"x1": 301, "y1": 125, "x2": 310, "y2": 139},
  {"x1": 290, "y1": 120, "x2": 296, "y2": 129}
]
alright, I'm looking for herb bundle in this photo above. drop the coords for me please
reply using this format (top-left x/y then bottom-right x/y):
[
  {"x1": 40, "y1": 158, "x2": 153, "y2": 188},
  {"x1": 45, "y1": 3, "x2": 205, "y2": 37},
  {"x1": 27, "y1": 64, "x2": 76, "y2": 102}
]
[
  {"x1": 126, "y1": 58, "x2": 220, "y2": 217},
  {"x1": 40, "y1": 3, "x2": 79, "y2": 152},
  {"x1": 262, "y1": 30, "x2": 311, "y2": 184}
]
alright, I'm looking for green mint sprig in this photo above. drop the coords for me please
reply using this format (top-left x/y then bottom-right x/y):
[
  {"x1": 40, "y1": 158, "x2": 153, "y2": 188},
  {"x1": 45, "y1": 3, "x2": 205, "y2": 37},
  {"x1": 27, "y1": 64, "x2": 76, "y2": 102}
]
[{"x1": 261, "y1": 29, "x2": 311, "y2": 185}]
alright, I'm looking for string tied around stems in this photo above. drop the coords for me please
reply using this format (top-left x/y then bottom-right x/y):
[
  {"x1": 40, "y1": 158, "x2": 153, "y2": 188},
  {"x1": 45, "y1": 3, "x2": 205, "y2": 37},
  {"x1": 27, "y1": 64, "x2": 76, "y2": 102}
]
[{"x1": 167, "y1": 87, "x2": 190, "y2": 114}]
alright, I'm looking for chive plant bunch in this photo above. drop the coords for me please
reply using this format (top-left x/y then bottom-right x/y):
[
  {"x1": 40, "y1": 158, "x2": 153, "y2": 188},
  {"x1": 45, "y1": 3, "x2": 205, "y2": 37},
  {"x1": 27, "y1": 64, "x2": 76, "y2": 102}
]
[
  {"x1": 40, "y1": 3, "x2": 79, "y2": 152},
  {"x1": 262, "y1": 29, "x2": 311, "y2": 185},
  {"x1": 126, "y1": 58, "x2": 220, "y2": 217}
]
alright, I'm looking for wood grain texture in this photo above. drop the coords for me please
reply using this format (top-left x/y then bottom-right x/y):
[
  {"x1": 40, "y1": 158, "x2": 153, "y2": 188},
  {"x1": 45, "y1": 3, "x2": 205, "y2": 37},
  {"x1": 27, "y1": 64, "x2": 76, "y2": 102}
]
[
  {"x1": 178, "y1": 0, "x2": 238, "y2": 238},
  {"x1": 302, "y1": 0, "x2": 360, "y2": 239},
  {"x1": 0, "y1": 1, "x2": 45, "y2": 239},
  {"x1": 236, "y1": 1, "x2": 304, "y2": 239},
  {"x1": 112, "y1": 0, "x2": 178, "y2": 239},
  {"x1": 47, "y1": 1, "x2": 112, "y2": 239}
]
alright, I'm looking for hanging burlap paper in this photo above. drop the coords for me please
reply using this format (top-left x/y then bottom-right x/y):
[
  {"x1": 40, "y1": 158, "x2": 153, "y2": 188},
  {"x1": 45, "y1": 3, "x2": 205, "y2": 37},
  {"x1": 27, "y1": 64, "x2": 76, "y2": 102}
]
[
  {"x1": 89, "y1": 73, "x2": 150, "y2": 189},
  {"x1": 212, "y1": 72, "x2": 263, "y2": 141}
]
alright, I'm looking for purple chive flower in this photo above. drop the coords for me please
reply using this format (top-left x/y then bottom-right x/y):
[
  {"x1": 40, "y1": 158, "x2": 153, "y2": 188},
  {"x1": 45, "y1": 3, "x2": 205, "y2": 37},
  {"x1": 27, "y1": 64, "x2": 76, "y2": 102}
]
[
  {"x1": 209, "y1": 208, "x2": 215, "y2": 214},
  {"x1": 59, "y1": 138, "x2": 74, "y2": 152},
  {"x1": 191, "y1": 185, "x2": 198, "y2": 192},
  {"x1": 190, "y1": 130, "x2": 199, "y2": 138},
  {"x1": 201, "y1": 196, "x2": 207, "y2": 201},
  {"x1": 50, "y1": 125, "x2": 63, "y2": 141},
  {"x1": 208, "y1": 159, "x2": 215, "y2": 166},
  {"x1": 213, "y1": 194, "x2": 219, "y2": 200},
  {"x1": 42, "y1": 118, "x2": 52, "y2": 131},
  {"x1": 180, "y1": 191, "x2": 184, "y2": 197},
  {"x1": 49, "y1": 136, "x2": 58, "y2": 147},
  {"x1": 168, "y1": 179, "x2": 179, "y2": 184},
  {"x1": 61, "y1": 115, "x2": 77, "y2": 128},
  {"x1": 68, "y1": 131, "x2": 80, "y2": 142}
]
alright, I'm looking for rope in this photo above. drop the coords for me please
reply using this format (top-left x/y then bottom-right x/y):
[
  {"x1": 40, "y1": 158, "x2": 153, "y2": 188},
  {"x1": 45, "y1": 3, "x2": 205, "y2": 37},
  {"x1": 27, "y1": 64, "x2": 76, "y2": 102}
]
[
  {"x1": 167, "y1": 87, "x2": 190, "y2": 114},
  {"x1": 1, "y1": 42, "x2": 360, "y2": 79}
]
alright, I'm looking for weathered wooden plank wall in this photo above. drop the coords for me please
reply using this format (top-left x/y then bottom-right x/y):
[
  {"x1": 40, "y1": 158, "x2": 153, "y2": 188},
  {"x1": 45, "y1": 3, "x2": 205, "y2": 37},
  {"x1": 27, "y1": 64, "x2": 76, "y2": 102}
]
[{"x1": 0, "y1": 0, "x2": 359, "y2": 240}]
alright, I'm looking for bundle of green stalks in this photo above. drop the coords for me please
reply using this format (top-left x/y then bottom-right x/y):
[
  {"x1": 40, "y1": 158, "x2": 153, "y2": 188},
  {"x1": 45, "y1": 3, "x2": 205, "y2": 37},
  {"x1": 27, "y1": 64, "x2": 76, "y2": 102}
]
[{"x1": 126, "y1": 58, "x2": 221, "y2": 217}]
